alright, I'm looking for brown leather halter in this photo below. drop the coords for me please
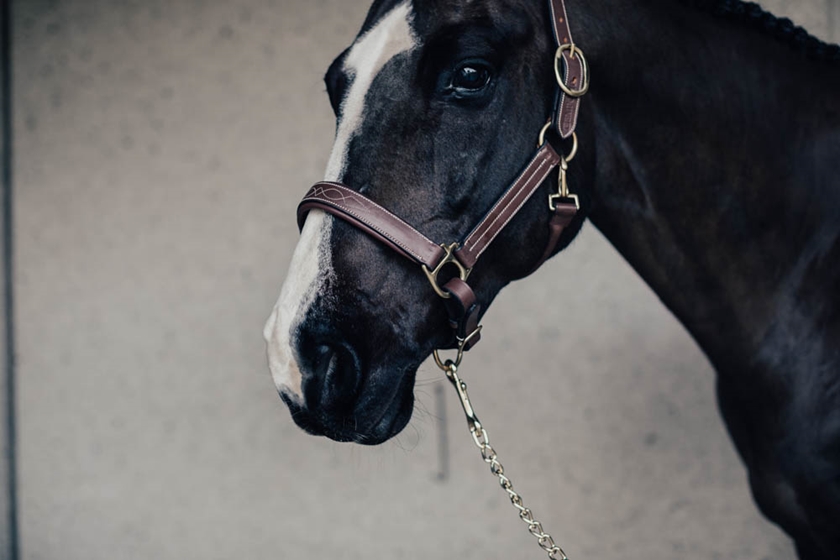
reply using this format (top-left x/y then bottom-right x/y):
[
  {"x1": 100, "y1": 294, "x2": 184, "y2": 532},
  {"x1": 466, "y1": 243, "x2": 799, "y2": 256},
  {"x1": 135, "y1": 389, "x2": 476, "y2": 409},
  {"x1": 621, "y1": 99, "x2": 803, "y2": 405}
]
[{"x1": 297, "y1": 0, "x2": 589, "y2": 359}]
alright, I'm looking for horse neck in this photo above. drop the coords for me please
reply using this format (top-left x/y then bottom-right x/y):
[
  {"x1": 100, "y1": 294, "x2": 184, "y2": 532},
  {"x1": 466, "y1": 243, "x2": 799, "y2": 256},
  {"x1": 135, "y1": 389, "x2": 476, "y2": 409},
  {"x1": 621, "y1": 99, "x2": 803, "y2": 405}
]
[{"x1": 577, "y1": 0, "x2": 840, "y2": 370}]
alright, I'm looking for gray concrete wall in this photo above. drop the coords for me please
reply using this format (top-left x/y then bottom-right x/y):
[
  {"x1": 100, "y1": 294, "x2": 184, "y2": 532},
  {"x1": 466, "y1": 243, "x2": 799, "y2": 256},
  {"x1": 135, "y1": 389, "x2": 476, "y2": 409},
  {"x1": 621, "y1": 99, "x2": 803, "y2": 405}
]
[{"x1": 9, "y1": 1, "x2": 836, "y2": 560}]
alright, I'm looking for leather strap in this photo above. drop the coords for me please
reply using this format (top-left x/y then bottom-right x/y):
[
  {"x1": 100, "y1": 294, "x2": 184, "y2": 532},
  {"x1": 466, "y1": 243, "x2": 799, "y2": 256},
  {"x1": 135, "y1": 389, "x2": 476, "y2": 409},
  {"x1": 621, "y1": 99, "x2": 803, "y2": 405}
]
[
  {"x1": 442, "y1": 279, "x2": 482, "y2": 350},
  {"x1": 549, "y1": 0, "x2": 575, "y2": 45},
  {"x1": 548, "y1": 0, "x2": 584, "y2": 138},
  {"x1": 298, "y1": 182, "x2": 445, "y2": 269},
  {"x1": 529, "y1": 200, "x2": 578, "y2": 274},
  {"x1": 455, "y1": 143, "x2": 561, "y2": 269}
]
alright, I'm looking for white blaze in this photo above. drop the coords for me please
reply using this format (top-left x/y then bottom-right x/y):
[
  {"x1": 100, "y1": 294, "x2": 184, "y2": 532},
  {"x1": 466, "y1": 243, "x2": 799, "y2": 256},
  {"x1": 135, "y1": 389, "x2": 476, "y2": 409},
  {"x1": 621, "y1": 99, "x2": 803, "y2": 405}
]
[
  {"x1": 264, "y1": 2, "x2": 417, "y2": 399},
  {"x1": 325, "y1": 2, "x2": 417, "y2": 180}
]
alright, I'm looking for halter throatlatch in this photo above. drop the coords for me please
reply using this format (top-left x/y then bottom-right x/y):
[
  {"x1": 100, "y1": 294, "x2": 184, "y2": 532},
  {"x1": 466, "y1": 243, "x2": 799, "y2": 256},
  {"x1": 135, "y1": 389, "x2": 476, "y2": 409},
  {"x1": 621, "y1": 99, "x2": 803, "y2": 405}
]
[{"x1": 297, "y1": 0, "x2": 589, "y2": 361}]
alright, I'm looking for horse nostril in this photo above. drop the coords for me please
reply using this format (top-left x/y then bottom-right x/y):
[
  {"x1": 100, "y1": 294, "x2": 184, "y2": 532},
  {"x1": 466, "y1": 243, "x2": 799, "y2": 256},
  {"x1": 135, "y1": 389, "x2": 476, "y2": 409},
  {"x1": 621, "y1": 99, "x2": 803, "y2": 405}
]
[
  {"x1": 312, "y1": 344, "x2": 336, "y2": 377},
  {"x1": 304, "y1": 341, "x2": 361, "y2": 413}
]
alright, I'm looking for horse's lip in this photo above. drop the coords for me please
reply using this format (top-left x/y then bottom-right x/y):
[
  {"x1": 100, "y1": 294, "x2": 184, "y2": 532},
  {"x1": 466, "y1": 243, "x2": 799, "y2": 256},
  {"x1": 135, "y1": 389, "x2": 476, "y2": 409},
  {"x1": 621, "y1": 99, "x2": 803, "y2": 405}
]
[
  {"x1": 278, "y1": 368, "x2": 415, "y2": 445},
  {"x1": 357, "y1": 371, "x2": 415, "y2": 445}
]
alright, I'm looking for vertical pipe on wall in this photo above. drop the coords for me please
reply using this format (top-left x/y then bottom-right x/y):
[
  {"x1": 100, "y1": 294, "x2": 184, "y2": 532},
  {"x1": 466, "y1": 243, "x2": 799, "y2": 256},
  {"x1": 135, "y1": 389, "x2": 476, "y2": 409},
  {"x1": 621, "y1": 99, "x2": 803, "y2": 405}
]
[{"x1": 0, "y1": 0, "x2": 18, "y2": 558}]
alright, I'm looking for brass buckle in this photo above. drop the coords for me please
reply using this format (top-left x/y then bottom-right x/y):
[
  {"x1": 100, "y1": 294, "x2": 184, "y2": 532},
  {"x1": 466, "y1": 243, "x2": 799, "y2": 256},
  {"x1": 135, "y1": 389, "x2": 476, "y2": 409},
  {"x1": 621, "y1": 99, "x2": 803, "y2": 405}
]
[
  {"x1": 554, "y1": 43, "x2": 589, "y2": 97},
  {"x1": 422, "y1": 242, "x2": 471, "y2": 299}
]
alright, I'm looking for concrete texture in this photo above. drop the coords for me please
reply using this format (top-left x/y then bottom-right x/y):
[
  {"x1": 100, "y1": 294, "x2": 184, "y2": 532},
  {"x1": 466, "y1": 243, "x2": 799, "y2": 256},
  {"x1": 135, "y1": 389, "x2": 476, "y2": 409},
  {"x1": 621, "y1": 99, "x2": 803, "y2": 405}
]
[{"x1": 10, "y1": 1, "x2": 836, "y2": 559}]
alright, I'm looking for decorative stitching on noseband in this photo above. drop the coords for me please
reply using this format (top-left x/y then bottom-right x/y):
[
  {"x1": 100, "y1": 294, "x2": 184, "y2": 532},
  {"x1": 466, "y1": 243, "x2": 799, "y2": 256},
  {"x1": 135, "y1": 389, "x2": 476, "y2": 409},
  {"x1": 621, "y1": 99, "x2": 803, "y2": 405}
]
[{"x1": 303, "y1": 183, "x2": 431, "y2": 264}]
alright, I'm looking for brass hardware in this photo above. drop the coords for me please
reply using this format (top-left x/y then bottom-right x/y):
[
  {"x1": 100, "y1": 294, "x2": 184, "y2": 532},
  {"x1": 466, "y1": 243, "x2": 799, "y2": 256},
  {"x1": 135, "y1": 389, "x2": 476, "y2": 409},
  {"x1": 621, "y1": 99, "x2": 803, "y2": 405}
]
[
  {"x1": 548, "y1": 157, "x2": 580, "y2": 211},
  {"x1": 433, "y1": 326, "x2": 482, "y2": 373},
  {"x1": 538, "y1": 121, "x2": 552, "y2": 148},
  {"x1": 422, "y1": 242, "x2": 471, "y2": 299},
  {"x1": 549, "y1": 191, "x2": 580, "y2": 211},
  {"x1": 536, "y1": 130, "x2": 579, "y2": 211},
  {"x1": 554, "y1": 43, "x2": 589, "y2": 97},
  {"x1": 537, "y1": 124, "x2": 578, "y2": 164},
  {"x1": 563, "y1": 131, "x2": 578, "y2": 162},
  {"x1": 442, "y1": 362, "x2": 482, "y2": 435}
]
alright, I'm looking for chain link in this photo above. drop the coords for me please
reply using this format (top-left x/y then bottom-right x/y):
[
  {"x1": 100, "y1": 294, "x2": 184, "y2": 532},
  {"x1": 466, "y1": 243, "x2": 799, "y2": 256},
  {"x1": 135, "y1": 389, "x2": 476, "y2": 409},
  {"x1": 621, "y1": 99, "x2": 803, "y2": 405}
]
[{"x1": 441, "y1": 360, "x2": 570, "y2": 560}]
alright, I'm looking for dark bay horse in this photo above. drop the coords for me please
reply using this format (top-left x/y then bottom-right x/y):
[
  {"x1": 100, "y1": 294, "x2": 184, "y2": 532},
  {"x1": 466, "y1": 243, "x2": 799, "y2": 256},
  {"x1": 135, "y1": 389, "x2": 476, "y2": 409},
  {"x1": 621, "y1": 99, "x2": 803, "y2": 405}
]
[{"x1": 263, "y1": 0, "x2": 840, "y2": 557}]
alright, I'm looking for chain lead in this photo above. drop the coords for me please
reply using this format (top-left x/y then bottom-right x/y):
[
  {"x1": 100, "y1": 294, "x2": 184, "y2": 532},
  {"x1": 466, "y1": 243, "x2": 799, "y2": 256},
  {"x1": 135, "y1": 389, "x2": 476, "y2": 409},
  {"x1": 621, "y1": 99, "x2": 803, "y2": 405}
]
[{"x1": 438, "y1": 359, "x2": 570, "y2": 560}]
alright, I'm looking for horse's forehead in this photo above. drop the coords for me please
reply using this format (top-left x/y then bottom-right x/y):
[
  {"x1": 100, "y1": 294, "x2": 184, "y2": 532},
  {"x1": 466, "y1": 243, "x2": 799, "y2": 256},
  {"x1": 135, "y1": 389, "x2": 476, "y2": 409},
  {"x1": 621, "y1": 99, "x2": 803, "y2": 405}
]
[
  {"x1": 325, "y1": 1, "x2": 418, "y2": 181},
  {"x1": 346, "y1": 2, "x2": 417, "y2": 73},
  {"x1": 413, "y1": 0, "x2": 522, "y2": 29},
  {"x1": 355, "y1": 0, "x2": 516, "y2": 44}
]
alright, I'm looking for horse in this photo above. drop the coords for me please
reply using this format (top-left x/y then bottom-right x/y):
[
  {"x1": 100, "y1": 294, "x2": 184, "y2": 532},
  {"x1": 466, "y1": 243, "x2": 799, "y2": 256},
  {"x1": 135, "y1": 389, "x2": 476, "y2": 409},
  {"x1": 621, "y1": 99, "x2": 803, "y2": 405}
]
[{"x1": 262, "y1": 0, "x2": 840, "y2": 557}]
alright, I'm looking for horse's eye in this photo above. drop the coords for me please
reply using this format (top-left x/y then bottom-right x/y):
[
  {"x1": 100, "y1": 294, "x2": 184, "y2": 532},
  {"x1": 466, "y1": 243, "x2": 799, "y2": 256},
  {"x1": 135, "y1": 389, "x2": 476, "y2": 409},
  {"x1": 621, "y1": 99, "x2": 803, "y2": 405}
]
[{"x1": 451, "y1": 64, "x2": 491, "y2": 91}]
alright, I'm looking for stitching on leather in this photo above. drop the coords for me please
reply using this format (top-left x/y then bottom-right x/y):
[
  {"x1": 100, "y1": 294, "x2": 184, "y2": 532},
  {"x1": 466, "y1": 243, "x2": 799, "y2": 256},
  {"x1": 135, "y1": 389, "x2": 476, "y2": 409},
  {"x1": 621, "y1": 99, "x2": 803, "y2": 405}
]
[
  {"x1": 465, "y1": 158, "x2": 551, "y2": 261},
  {"x1": 462, "y1": 149, "x2": 556, "y2": 260},
  {"x1": 306, "y1": 196, "x2": 424, "y2": 262},
  {"x1": 464, "y1": 153, "x2": 550, "y2": 259},
  {"x1": 463, "y1": 149, "x2": 552, "y2": 251},
  {"x1": 303, "y1": 184, "x2": 436, "y2": 264}
]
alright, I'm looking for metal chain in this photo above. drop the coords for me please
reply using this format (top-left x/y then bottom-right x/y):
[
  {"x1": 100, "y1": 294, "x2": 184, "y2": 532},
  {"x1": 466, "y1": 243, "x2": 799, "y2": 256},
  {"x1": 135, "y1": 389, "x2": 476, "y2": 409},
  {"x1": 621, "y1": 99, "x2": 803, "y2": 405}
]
[{"x1": 440, "y1": 359, "x2": 570, "y2": 560}]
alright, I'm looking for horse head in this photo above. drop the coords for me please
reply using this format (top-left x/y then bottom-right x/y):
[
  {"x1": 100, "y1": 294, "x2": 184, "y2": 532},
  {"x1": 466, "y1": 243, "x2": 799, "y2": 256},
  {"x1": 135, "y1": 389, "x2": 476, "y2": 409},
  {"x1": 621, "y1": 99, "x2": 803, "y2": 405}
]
[{"x1": 264, "y1": 0, "x2": 591, "y2": 444}]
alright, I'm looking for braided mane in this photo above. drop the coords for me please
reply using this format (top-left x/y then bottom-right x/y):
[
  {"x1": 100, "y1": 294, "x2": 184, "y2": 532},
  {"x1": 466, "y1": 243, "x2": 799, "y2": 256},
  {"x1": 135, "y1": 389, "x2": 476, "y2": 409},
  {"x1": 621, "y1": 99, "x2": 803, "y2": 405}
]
[{"x1": 684, "y1": 0, "x2": 840, "y2": 64}]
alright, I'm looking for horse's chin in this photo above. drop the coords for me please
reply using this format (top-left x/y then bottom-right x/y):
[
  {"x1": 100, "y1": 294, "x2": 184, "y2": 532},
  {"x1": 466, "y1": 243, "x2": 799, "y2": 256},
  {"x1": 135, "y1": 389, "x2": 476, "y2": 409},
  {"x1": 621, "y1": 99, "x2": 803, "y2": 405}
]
[{"x1": 278, "y1": 366, "x2": 416, "y2": 445}]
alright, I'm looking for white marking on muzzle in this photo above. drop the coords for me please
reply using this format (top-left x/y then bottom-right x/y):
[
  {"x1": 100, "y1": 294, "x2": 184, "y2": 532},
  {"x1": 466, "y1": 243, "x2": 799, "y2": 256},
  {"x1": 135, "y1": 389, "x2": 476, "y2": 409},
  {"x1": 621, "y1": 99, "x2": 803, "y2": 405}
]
[
  {"x1": 264, "y1": 2, "x2": 417, "y2": 400},
  {"x1": 264, "y1": 211, "x2": 332, "y2": 400}
]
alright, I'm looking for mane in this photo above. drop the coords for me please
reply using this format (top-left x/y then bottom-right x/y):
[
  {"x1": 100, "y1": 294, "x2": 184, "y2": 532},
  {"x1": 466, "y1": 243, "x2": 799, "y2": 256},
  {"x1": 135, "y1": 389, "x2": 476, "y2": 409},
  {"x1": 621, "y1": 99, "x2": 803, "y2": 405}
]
[{"x1": 683, "y1": 0, "x2": 840, "y2": 64}]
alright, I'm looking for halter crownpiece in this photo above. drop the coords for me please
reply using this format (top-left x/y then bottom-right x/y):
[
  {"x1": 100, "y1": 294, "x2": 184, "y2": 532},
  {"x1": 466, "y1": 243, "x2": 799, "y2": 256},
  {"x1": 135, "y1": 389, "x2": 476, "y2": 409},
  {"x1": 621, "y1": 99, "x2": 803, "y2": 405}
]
[{"x1": 297, "y1": 0, "x2": 588, "y2": 355}]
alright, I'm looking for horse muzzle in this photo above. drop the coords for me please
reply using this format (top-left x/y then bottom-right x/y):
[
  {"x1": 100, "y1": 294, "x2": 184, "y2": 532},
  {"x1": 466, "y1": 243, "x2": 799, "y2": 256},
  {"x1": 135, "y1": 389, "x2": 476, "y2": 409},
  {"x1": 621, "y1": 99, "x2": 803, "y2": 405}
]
[{"x1": 270, "y1": 314, "x2": 416, "y2": 445}]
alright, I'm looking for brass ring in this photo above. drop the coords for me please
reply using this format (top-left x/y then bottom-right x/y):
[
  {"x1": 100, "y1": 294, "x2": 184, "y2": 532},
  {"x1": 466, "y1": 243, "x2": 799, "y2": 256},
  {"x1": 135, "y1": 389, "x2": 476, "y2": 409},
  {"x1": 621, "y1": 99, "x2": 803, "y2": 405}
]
[
  {"x1": 433, "y1": 349, "x2": 451, "y2": 371},
  {"x1": 537, "y1": 121, "x2": 551, "y2": 148},
  {"x1": 554, "y1": 44, "x2": 589, "y2": 97},
  {"x1": 564, "y1": 131, "x2": 578, "y2": 162},
  {"x1": 432, "y1": 325, "x2": 482, "y2": 373},
  {"x1": 537, "y1": 124, "x2": 578, "y2": 164}
]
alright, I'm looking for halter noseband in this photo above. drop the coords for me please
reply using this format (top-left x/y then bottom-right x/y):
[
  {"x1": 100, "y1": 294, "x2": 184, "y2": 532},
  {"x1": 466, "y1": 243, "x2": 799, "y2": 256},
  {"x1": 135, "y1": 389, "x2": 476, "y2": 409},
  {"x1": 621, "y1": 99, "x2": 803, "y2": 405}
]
[{"x1": 297, "y1": 0, "x2": 589, "y2": 360}]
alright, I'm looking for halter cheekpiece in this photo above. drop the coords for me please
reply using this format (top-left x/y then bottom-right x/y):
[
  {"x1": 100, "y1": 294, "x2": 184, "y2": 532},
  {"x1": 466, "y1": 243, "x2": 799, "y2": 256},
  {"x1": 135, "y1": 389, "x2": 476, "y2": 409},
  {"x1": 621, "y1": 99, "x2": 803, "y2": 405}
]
[{"x1": 297, "y1": 0, "x2": 589, "y2": 362}]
